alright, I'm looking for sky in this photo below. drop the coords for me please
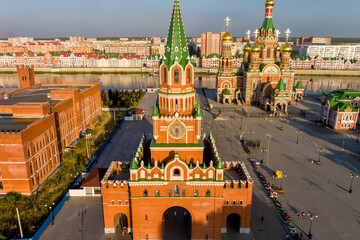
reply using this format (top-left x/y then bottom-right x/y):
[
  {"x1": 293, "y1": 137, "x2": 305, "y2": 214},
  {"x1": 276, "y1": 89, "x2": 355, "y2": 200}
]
[{"x1": 0, "y1": 0, "x2": 359, "y2": 39}]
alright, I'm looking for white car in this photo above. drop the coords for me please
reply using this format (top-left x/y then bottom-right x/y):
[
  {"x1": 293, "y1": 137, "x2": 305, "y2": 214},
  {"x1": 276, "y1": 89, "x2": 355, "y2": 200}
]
[{"x1": 288, "y1": 226, "x2": 297, "y2": 234}]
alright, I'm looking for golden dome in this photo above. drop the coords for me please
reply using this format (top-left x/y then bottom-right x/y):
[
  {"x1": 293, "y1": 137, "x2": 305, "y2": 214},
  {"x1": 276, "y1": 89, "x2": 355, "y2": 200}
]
[
  {"x1": 243, "y1": 42, "x2": 251, "y2": 52},
  {"x1": 265, "y1": 0, "x2": 275, "y2": 7},
  {"x1": 280, "y1": 43, "x2": 292, "y2": 54},
  {"x1": 250, "y1": 43, "x2": 261, "y2": 54},
  {"x1": 222, "y1": 31, "x2": 233, "y2": 42},
  {"x1": 275, "y1": 44, "x2": 281, "y2": 52}
]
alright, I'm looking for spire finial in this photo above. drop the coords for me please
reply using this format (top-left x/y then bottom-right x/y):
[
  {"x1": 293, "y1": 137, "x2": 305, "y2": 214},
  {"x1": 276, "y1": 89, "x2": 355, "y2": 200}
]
[
  {"x1": 225, "y1": 17, "x2": 231, "y2": 31},
  {"x1": 285, "y1": 28, "x2": 291, "y2": 43},
  {"x1": 253, "y1": 29, "x2": 260, "y2": 38},
  {"x1": 246, "y1": 30, "x2": 251, "y2": 41}
]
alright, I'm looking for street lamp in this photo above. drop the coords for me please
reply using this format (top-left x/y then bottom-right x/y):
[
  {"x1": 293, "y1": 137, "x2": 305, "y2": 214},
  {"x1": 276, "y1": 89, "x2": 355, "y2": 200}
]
[
  {"x1": 349, "y1": 172, "x2": 359, "y2": 193},
  {"x1": 85, "y1": 134, "x2": 92, "y2": 159},
  {"x1": 45, "y1": 203, "x2": 55, "y2": 225},
  {"x1": 296, "y1": 130, "x2": 302, "y2": 144},
  {"x1": 316, "y1": 148, "x2": 325, "y2": 165},
  {"x1": 266, "y1": 133, "x2": 272, "y2": 166},
  {"x1": 280, "y1": 118, "x2": 285, "y2": 130},
  {"x1": 278, "y1": 174, "x2": 287, "y2": 194},
  {"x1": 307, "y1": 212, "x2": 318, "y2": 239},
  {"x1": 248, "y1": 130, "x2": 254, "y2": 142},
  {"x1": 260, "y1": 147, "x2": 267, "y2": 164}
]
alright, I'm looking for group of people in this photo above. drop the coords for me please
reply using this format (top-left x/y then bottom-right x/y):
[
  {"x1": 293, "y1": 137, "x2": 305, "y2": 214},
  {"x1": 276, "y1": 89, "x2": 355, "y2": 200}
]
[{"x1": 296, "y1": 211, "x2": 305, "y2": 218}]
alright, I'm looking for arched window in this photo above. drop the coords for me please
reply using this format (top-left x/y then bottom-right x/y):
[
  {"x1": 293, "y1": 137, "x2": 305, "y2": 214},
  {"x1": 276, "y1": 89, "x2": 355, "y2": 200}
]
[
  {"x1": 206, "y1": 189, "x2": 211, "y2": 197},
  {"x1": 143, "y1": 189, "x2": 148, "y2": 197},
  {"x1": 155, "y1": 189, "x2": 160, "y2": 197},
  {"x1": 174, "y1": 185, "x2": 180, "y2": 197},
  {"x1": 174, "y1": 69, "x2": 179, "y2": 84},
  {"x1": 27, "y1": 148, "x2": 31, "y2": 157},
  {"x1": 174, "y1": 169, "x2": 180, "y2": 176},
  {"x1": 194, "y1": 189, "x2": 198, "y2": 197},
  {"x1": 187, "y1": 68, "x2": 191, "y2": 83},
  {"x1": 163, "y1": 68, "x2": 167, "y2": 83},
  {"x1": 224, "y1": 84, "x2": 229, "y2": 89},
  {"x1": 29, "y1": 163, "x2": 33, "y2": 175}
]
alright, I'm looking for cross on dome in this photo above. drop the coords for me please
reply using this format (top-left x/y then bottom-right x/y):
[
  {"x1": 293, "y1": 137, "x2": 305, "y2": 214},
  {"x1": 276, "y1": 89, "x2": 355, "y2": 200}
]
[
  {"x1": 246, "y1": 30, "x2": 251, "y2": 39},
  {"x1": 275, "y1": 29, "x2": 281, "y2": 37},
  {"x1": 253, "y1": 29, "x2": 260, "y2": 38},
  {"x1": 225, "y1": 17, "x2": 231, "y2": 30},
  {"x1": 285, "y1": 28, "x2": 291, "y2": 40}
]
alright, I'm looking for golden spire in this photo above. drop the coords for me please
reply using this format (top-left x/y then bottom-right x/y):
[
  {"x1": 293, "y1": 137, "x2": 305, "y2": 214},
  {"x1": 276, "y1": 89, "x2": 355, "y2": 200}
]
[
  {"x1": 243, "y1": 30, "x2": 251, "y2": 52},
  {"x1": 280, "y1": 28, "x2": 292, "y2": 54},
  {"x1": 250, "y1": 29, "x2": 261, "y2": 54},
  {"x1": 265, "y1": 0, "x2": 275, "y2": 7}
]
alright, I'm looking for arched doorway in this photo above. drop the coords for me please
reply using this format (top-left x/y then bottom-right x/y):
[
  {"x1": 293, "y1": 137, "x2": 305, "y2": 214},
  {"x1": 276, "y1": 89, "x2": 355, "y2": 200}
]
[
  {"x1": 114, "y1": 213, "x2": 129, "y2": 238},
  {"x1": 163, "y1": 206, "x2": 191, "y2": 240},
  {"x1": 226, "y1": 213, "x2": 240, "y2": 238}
]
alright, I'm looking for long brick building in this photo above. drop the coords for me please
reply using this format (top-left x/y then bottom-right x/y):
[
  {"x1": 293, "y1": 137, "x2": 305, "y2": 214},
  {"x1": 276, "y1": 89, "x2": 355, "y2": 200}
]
[
  {"x1": 0, "y1": 65, "x2": 102, "y2": 195},
  {"x1": 101, "y1": 1, "x2": 253, "y2": 239}
]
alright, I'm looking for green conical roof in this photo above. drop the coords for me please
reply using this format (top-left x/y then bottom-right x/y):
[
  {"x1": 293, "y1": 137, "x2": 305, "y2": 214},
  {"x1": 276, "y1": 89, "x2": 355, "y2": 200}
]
[
  {"x1": 161, "y1": 161, "x2": 165, "y2": 169},
  {"x1": 223, "y1": 89, "x2": 232, "y2": 96},
  {"x1": 259, "y1": 1, "x2": 276, "y2": 37},
  {"x1": 165, "y1": 0, "x2": 189, "y2": 61},
  {"x1": 152, "y1": 99, "x2": 160, "y2": 117},
  {"x1": 161, "y1": 0, "x2": 192, "y2": 69},
  {"x1": 202, "y1": 162, "x2": 207, "y2": 169},
  {"x1": 130, "y1": 158, "x2": 138, "y2": 170},
  {"x1": 275, "y1": 78, "x2": 286, "y2": 91},
  {"x1": 194, "y1": 96, "x2": 202, "y2": 117},
  {"x1": 294, "y1": 81, "x2": 303, "y2": 89},
  {"x1": 216, "y1": 158, "x2": 224, "y2": 169},
  {"x1": 147, "y1": 161, "x2": 152, "y2": 169}
]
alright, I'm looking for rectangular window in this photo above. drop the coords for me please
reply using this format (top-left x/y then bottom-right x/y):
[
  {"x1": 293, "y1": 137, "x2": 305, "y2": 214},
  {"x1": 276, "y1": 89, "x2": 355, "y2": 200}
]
[{"x1": 0, "y1": 181, "x2": 3, "y2": 190}]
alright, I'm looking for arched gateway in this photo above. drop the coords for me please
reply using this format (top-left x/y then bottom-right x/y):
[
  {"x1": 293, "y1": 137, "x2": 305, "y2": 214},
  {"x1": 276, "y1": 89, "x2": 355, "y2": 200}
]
[{"x1": 162, "y1": 206, "x2": 191, "y2": 240}]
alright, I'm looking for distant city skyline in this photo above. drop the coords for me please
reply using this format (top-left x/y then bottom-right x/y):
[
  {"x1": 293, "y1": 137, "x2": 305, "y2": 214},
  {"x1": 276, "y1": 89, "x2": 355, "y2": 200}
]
[{"x1": 1, "y1": 0, "x2": 359, "y2": 39}]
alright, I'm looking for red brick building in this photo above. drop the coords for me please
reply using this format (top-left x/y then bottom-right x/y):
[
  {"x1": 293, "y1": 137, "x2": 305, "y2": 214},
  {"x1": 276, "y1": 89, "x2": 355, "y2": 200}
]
[
  {"x1": 0, "y1": 65, "x2": 102, "y2": 195},
  {"x1": 101, "y1": 1, "x2": 253, "y2": 239}
]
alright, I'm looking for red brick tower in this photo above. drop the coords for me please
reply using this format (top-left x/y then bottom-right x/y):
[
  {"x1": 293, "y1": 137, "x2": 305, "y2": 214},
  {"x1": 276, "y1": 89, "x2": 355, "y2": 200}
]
[
  {"x1": 216, "y1": 17, "x2": 239, "y2": 104},
  {"x1": 16, "y1": 65, "x2": 35, "y2": 89},
  {"x1": 151, "y1": 0, "x2": 203, "y2": 164}
]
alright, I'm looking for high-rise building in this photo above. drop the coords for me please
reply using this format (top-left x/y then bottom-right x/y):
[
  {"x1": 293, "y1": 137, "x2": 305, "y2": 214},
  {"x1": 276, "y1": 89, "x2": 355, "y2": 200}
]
[
  {"x1": 201, "y1": 31, "x2": 226, "y2": 57},
  {"x1": 101, "y1": 1, "x2": 253, "y2": 239}
]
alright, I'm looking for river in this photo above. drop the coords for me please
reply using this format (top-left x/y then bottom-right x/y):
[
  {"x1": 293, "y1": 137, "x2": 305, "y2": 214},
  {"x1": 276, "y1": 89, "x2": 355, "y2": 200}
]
[{"x1": 0, "y1": 73, "x2": 359, "y2": 95}]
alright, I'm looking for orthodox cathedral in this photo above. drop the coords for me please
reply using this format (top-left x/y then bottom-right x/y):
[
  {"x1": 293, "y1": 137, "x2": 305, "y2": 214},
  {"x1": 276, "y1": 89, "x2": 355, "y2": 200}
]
[
  {"x1": 101, "y1": 1, "x2": 253, "y2": 239},
  {"x1": 216, "y1": 0, "x2": 304, "y2": 114}
]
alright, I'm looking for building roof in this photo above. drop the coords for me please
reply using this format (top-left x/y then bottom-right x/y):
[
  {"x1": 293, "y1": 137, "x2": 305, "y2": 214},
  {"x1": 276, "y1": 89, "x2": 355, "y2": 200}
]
[
  {"x1": 330, "y1": 101, "x2": 357, "y2": 112},
  {"x1": 275, "y1": 78, "x2": 286, "y2": 91},
  {"x1": 223, "y1": 89, "x2": 232, "y2": 96},
  {"x1": 81, "y1": 168, "x2": 108, "y2": 188},
  {"x1": 294, "y1": 81, "x2": 304, "y2": 89},
  {"x1": 0, "y1": 85, "x2": 91, "y2": 106},
  {"x1": 0, "y1": 120, "x2": 35, "y2": 132}
]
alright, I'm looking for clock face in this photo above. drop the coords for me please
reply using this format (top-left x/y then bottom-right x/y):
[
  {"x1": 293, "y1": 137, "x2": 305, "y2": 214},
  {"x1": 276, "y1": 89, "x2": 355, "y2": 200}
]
[{"x1": 169, "y1": 123, "x2": 186, "y2": 139}]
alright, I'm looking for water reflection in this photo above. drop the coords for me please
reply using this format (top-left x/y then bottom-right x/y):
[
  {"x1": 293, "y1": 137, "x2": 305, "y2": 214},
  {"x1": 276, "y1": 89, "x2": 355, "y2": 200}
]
[{"x1": 0, "y1": 73, "x2": 359, "y2": 95}]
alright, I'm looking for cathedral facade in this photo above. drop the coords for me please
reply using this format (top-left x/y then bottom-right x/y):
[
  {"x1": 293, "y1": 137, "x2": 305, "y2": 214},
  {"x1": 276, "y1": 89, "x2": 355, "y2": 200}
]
[
  {"x1": 101, "y1": 1, "x2": 253, "y2": 239},
  {"x1": 216, "y1": 0, "x2": 302, "y2": 115}
]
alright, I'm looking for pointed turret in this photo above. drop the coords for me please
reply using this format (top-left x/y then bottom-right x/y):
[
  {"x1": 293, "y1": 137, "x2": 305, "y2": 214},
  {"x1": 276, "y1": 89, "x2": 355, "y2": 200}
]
[
  {"x1": 275, "y1": 78, "x2": 286, "y2": 91},
  {"x1": 163, "y1": 0, "x2": 190, "y2": 68},
  {"x1": 294, "y1": 81, "x2": 303, "y2": 89},
  {"x1": 130, "y1": 158, "x2": 138, "y2": 170}
]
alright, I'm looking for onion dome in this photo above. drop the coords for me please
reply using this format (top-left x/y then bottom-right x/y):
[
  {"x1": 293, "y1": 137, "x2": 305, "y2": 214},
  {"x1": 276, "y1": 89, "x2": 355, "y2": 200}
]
[
  {"x1": 243, "y1": 42, "x2": 251, "y2": 52},
  {"x1": 250, "y1": 42, "x2": 261, "y2": 54},
  {"x1": 265, "y1": 0, "x2": 275, "y2": 7},
  {"x1": 222, "y1": 31, "x2": 233, "y2": 42},
  {"x1": 280, "y1": 43, "x2": 292, "y2": 54},
  {"x1": 275, "y1": 44, "x2": 281, "y2": 52}
]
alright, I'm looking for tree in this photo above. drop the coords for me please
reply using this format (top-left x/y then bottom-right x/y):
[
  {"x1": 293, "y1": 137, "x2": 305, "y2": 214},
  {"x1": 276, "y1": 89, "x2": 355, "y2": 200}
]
[{"x1": 291, "y1": 50, "x2": 299, "y2": 59}]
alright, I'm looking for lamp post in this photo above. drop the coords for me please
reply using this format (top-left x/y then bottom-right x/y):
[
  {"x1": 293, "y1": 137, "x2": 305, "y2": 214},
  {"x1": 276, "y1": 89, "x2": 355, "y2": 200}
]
[
  {"x1": 45, "y1": 203, "x2": 55, "y2": 225},
  {"x1": 349, "y1": 172, "x2": 359, "y2": 193},
  {"x1": 248, "y1": 130, "x2": 254, "y2": 142},
  {"x1": 316, "y1": 148, "x2": 325, "y2": 164},
  {"x1": 266, "y1": 133, "x2": 272, "y2": 166},
  {"x1": 280, "y1": 118, "x2": 285, "y2": 130},
  {"x1": 296, "y1": 130, "x2": 302, "y2": 144},
  {"x1": 278, "y1": 174, "x2": 287, "y2": 193},
  {"x1": 260, "y1": 147, "x2": 267, "y2": 164},
  {"x1": 307, "y1": 212, "x2": 318, "y2": 239},
  {"x1": 85, "y1": 134, "x2": 92, "y2": 159},
  {"x1": 16, "y1": 208, "x2": 23, "y2": 238}
]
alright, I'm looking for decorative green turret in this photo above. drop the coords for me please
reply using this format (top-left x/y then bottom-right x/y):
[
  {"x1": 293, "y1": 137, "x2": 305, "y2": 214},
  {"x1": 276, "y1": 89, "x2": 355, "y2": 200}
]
[
  {"x1": 216, "y1": 157, "x2": 224, "y2": 169},
  {"x1": 294, "y1": 81, "x2": 303, "y2": 89},
  {"x1": 194, "y1": 96, "x2": 202, "y2": 117},
  {"x1": 189, "y1": 162, "x2": 193, "y2": 169},
  {"x1": 275, "y1": 78, "x2": 286, "y2": 91},
  {"x1": 147, "y1": 161, "x2": 152, "y2": 169},
  {"x1": 202, "y1": 162, "x2": 207, "y2": 169},
  {"x1": 259, "y1": 0, "x2": 276, "y2": 37},
  {"x1": 161, "y1": 0, "x2": 192, "y2": 69},
  {"x1": 161, "y1": 161, "x2": 165, "y2": 169},
  {"x1": 130, "y1": 158, "x2": 138, "y2": 170},
  {"x1": 152, "y1": 99, "x2": 160, "y2": 117}
]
